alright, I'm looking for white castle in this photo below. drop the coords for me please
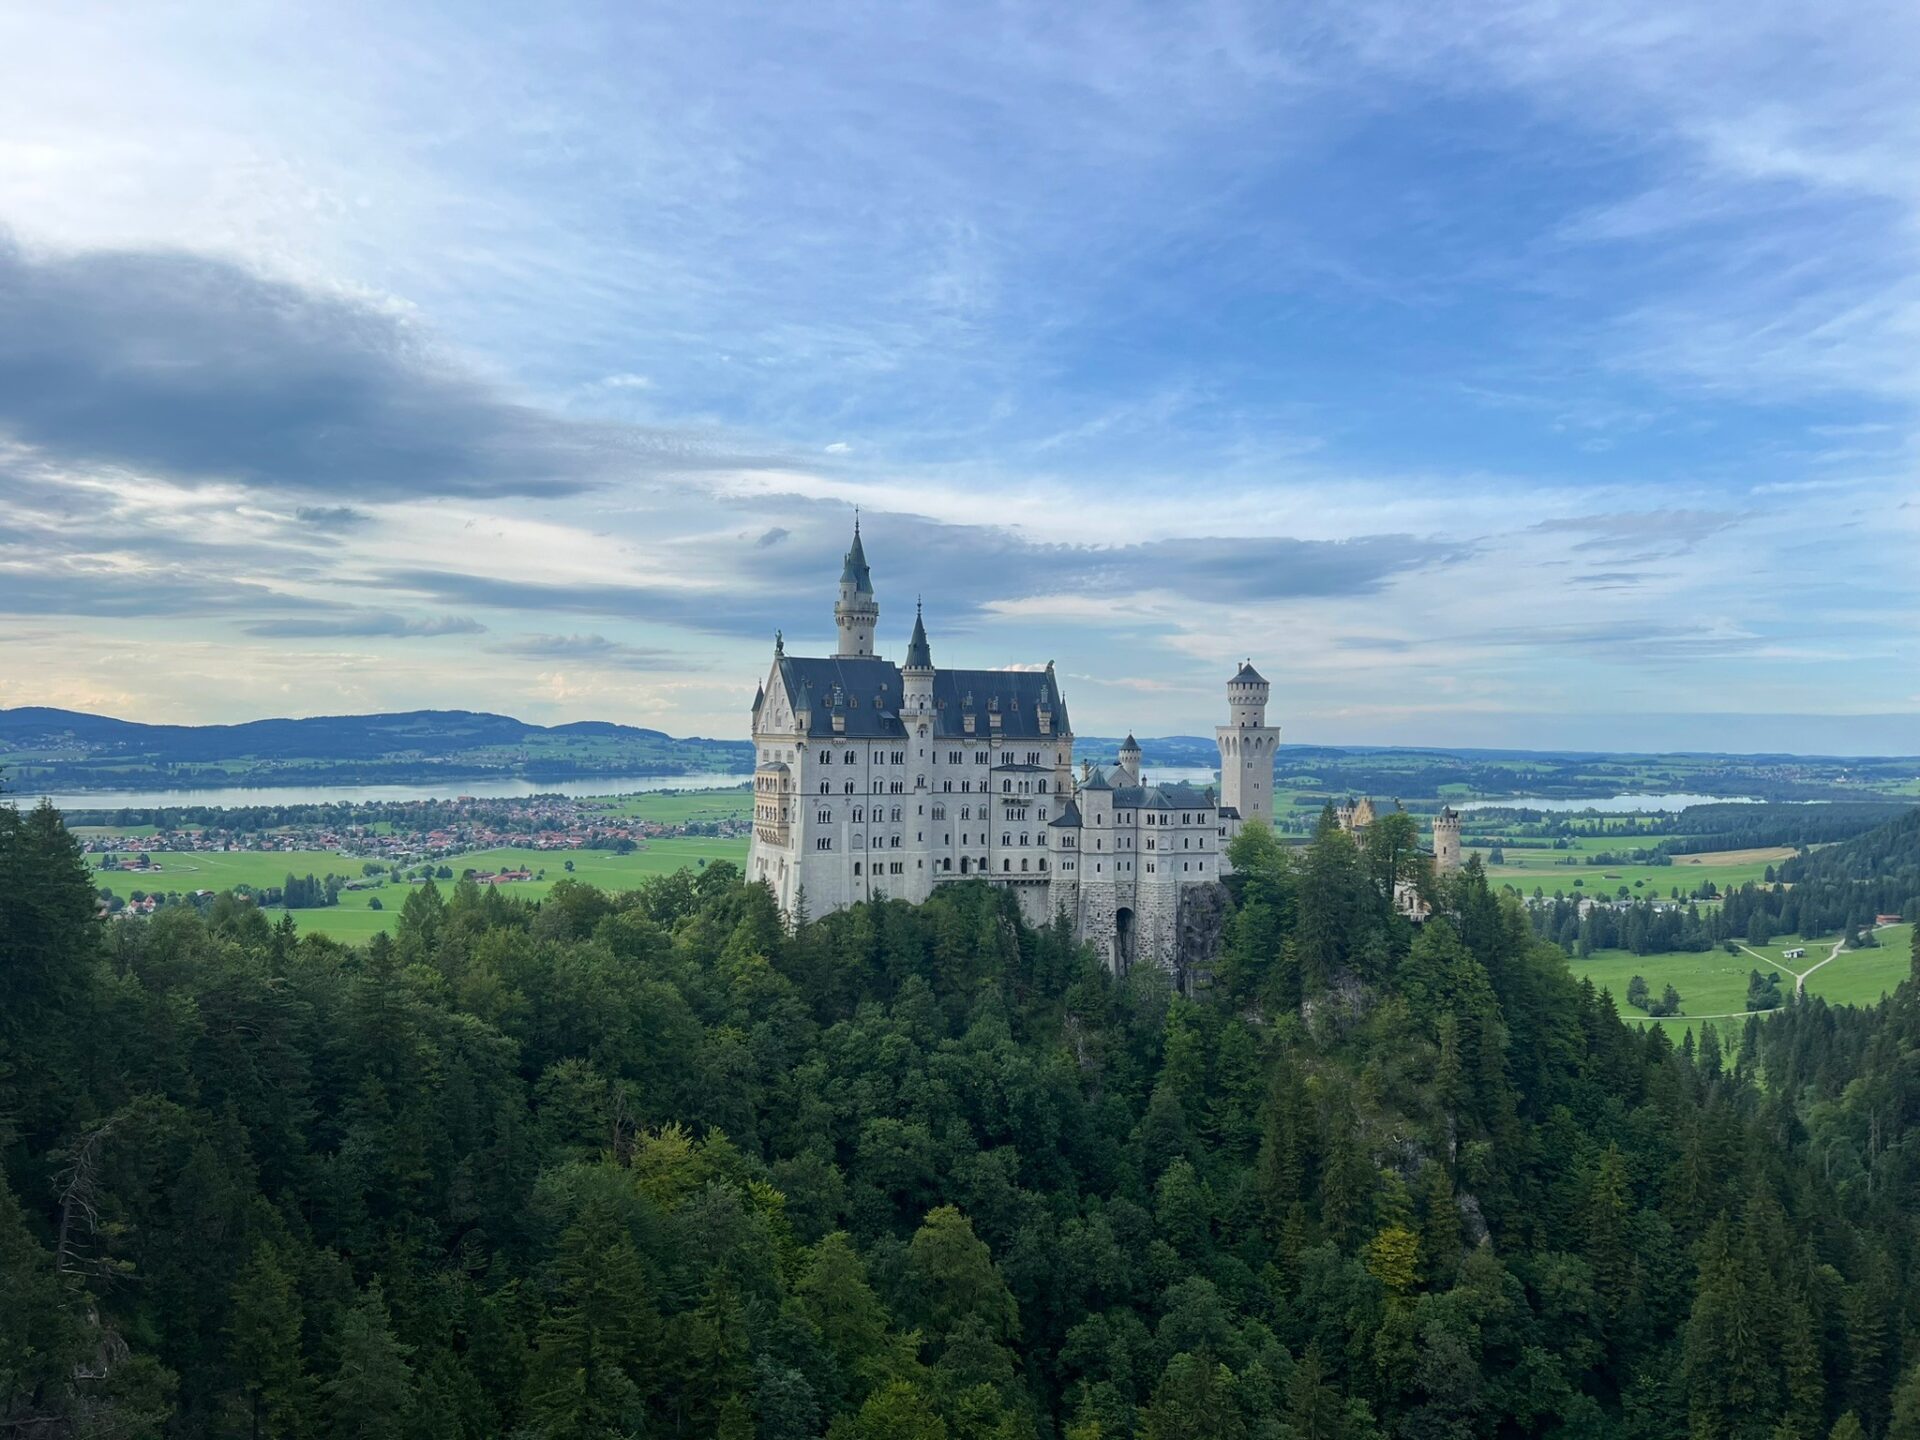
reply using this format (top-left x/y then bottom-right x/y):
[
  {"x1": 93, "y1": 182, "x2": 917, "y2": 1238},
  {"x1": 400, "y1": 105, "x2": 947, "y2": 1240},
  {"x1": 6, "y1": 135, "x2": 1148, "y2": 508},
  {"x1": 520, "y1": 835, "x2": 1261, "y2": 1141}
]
[{"x1": 748, "y1": 522, "x2": 1448, "y2": 973}]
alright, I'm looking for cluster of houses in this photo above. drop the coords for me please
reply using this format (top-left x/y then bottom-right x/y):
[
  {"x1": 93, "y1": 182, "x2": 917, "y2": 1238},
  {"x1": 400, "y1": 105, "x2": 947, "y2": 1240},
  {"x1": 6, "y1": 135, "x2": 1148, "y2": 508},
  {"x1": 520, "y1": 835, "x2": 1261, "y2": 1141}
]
[{"x1": 72, "y1": 792, "x2": 745, "y2": 868}]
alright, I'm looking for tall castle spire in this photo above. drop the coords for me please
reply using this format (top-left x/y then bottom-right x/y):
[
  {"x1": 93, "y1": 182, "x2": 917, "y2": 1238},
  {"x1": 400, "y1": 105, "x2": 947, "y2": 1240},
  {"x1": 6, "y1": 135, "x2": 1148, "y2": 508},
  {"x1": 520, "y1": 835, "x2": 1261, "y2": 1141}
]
[
  {"x1": 834, "y1": 513, "x2": 879, "y2": 657},
  {"x1": 902, "y1": 598, "x2": 934, "y2": 712},
  {"x1": 905, "y1": 598, "x2": 931, "y2": 670}
]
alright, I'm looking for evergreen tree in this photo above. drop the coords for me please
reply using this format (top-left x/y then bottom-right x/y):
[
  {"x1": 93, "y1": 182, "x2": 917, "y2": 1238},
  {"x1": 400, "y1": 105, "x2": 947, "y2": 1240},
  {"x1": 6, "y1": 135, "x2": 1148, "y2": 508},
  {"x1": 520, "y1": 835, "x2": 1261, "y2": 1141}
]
[
  {"x1": 324, "y1": 1283, "x2": 415, "y2": 1440},
  {"x1": 228, "y1": 1244, "x2": 308, "y2": 1440}
]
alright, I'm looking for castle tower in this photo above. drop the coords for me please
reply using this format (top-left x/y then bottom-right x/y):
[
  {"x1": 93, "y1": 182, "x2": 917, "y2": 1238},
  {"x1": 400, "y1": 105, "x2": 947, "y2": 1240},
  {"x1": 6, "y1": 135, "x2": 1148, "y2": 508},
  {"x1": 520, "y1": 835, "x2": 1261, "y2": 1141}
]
[
  {"x1": 1117, "y1": 732, "x2": 1142, "y2": 783},
  {"x1": 834, "y1": 517, "x2": 879, "y2": 657},
  {"x1": 1216, "y1": 660, "x2": 1279, "y2": 825},
  {"x1": 902, "y1": 601, "x2": 934, "y2": 713},
  {"x1": 1432, "y1": 807, "x2": 1463, "y2": 872}
]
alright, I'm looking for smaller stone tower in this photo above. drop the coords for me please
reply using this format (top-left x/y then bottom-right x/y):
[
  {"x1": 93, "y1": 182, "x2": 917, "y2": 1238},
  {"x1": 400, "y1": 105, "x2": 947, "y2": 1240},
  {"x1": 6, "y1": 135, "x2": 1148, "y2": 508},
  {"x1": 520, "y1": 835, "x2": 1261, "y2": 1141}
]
[
  {"x1": 902, "y1": 601, "x2": 934, "y2": 714},
  {"x1": 1432, "y1": 807, "x2": 1463, "y2": 872},
  {"x1": 1117, "y1": 733, "x2": 1142, "y2": 783},
  {"x1": 834, "y1": 517, "x2": 879, "y2": 658},
  {"x1": 1216, "y1": 660, "x2": 1279, "y2": 826}
]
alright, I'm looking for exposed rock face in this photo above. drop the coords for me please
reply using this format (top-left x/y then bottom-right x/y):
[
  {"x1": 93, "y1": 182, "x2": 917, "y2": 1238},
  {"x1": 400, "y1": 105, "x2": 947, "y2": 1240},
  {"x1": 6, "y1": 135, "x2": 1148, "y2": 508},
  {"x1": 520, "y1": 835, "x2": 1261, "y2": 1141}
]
[
  {"x1": 1173, "y1": 880, "x2": 1232, "y2": 994},
  {"x1": 1299, "y1": 970, "x2": 1374, "y2": 1036}
]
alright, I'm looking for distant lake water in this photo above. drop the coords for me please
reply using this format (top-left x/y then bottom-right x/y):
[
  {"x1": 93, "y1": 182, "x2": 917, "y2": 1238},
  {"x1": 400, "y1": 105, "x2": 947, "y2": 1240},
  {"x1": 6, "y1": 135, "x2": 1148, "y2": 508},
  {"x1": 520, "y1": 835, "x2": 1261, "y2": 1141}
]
[
  {"x1": 21, "y1": 766, "x2": 1225, "y2": 813},
  {"x1": 1457, "y1": 793, "x2": 1755, "y2": 814},
  {"x1": 22, "y1": 773, "x2": 758, "y2": 813}
]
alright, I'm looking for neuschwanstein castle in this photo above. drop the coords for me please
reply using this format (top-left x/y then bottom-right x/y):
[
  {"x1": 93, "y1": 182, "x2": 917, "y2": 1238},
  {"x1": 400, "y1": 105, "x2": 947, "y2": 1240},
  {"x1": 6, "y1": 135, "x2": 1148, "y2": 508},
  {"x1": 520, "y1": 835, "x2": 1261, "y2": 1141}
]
[{"x1": 749, "y1": 522, "x2": 1456, "y2": 974}]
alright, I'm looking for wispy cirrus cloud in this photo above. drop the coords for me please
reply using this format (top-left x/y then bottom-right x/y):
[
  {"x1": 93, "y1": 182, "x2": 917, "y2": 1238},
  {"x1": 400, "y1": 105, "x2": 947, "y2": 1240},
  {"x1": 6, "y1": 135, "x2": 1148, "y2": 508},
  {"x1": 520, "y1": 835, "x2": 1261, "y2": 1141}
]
[{"x1": 0, "y1": 1, "x2": 1914, "y2": 746}]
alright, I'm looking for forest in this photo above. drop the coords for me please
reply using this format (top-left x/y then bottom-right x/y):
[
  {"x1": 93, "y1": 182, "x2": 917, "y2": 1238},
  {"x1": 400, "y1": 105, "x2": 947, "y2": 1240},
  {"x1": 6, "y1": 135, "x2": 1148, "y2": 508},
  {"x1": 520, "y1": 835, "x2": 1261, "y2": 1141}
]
[{"x1": 6, "y1": 796, "x2": 1920, "y2": 1440}]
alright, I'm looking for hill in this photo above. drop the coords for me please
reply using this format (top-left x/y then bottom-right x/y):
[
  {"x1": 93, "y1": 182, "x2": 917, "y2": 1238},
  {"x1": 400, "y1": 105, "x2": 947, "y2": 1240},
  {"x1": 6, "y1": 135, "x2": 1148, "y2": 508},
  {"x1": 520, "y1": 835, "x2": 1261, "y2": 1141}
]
[
  {"x1": 0, "y1": 706, "x2": 754, "y2": 792},
  {"x1": 9, "y1": 790, "x2": 1920, "y2": 1436}
]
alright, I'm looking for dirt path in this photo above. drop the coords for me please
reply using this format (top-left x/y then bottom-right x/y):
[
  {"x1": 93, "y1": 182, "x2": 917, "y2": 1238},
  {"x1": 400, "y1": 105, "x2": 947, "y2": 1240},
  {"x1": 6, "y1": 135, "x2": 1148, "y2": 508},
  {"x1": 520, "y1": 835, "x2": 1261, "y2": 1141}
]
[{"x1": 1737, "y1": 933, "x2": 1851, "y2": 996}]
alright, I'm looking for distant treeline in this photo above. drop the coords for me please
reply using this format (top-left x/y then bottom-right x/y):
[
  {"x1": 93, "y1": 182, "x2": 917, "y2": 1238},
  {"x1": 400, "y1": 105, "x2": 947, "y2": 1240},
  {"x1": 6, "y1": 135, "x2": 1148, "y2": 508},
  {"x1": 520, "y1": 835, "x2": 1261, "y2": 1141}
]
[
  {"x1": 1524, "y1": 809, "x2": 1920, "y2": 957},
  {"x1": 1782, "y1": 807, "x2": 1920, "y2": 915},
  {"x1": 1660, "y1": 802, "x2": 1913, "y2": 854}
]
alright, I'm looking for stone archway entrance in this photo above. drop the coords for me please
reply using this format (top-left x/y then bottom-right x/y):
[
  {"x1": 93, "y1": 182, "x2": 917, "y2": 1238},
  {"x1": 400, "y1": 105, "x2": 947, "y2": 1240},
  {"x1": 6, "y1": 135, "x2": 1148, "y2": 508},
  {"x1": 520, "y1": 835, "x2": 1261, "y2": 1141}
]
[{"x1": 1114, "y1": 906, "x2": 1136, "y2": 973}]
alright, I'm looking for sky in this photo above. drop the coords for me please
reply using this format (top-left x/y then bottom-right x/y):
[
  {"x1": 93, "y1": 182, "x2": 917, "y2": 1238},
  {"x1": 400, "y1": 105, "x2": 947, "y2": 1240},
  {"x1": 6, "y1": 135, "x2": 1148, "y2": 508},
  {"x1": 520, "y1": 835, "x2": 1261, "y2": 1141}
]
[{"x1": 1, "y1": 1, "x2": 1917, "y2": 754}]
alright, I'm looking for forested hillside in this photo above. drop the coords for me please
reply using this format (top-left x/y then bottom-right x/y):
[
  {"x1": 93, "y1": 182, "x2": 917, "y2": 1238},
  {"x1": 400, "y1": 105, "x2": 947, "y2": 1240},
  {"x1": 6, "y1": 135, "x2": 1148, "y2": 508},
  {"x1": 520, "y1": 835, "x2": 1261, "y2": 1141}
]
[
  {"x1": 6, "y1": 799, "x2": 1920, "y2": 1439},
  {"x1": 0, "y1": 707, "x2": 753, "y2": 791},
  {"x1": 1782, "y1": 807, "x2": 1920, "y2": 915}
]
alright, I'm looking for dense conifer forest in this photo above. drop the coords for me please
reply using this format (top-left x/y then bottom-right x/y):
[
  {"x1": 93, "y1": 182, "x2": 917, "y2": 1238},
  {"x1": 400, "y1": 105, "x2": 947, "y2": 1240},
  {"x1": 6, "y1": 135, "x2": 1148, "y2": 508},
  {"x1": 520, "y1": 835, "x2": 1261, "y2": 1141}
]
[{"x1": 5, "y1": 796, "x2": 1920, "y2": 1439}]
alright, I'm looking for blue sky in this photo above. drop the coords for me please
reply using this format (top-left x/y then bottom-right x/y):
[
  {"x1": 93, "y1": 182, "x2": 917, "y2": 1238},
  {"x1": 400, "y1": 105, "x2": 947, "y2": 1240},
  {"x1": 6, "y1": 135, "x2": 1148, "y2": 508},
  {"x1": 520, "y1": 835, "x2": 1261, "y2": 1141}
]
[{"x1": 0, "y1": 0, "x2": 1916, "y2": 752}]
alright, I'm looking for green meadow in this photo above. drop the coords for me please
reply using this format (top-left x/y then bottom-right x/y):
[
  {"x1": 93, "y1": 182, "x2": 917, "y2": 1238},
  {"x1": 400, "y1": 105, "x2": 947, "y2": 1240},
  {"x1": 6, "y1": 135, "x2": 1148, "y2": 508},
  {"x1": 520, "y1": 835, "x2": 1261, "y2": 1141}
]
[
  {"x1": 1476, "y1": 841, "x2": 1789, "y2": 900},
  {"x1": 1575, "y1": 923, "x2": 1914, "y2": 1036},
  {"x1": 91, "y1": 836, "x2": 751, "y2": 939},
  {"x1": 589, "y1": 786, "x2": 752, "y2": 825}
]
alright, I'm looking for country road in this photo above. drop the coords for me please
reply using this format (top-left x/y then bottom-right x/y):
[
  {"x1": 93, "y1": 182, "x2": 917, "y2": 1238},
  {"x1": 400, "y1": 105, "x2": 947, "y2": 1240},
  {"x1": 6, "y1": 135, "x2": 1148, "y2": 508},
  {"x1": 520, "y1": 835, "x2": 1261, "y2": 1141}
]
[{"x1": 1737, "y1": 932, "x2": 1854, "y2": 997}]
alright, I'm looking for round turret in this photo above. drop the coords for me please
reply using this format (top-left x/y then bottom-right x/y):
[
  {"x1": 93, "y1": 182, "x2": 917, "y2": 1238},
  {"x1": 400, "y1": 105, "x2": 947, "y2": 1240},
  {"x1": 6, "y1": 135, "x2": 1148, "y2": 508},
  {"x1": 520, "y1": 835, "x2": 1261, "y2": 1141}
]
[
  {"x1": 1227, "y1": 659, "x2": 1269, "y2": 728},
  {"x1": 1216, "y1": 658, "x2": 1280, "y2": 826},
  {"x1": 1432, "y1": 807, "x2": 1463, "y2": 873}
]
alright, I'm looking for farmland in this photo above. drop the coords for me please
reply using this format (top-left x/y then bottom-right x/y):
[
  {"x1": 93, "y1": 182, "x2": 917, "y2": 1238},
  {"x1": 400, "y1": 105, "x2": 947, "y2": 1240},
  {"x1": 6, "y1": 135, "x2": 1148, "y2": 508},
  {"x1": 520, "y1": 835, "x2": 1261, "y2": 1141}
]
[
  {"x1": 1576, "y1": 923, "x2": 1914, "y2": 1036},
  {"x1": 1471, "y1": 834, "x2": 1791, "y2": 900},
  {"x1": 90, "y1": 834, "x2": 751, "y2": 938}
]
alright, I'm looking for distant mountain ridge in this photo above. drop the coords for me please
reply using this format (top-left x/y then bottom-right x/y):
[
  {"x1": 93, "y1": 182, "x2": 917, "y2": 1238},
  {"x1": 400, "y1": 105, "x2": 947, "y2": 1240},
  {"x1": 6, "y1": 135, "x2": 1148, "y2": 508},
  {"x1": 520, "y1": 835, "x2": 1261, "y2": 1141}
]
[
  {"x1": 6, "y1": 707, "x2": 1917, "y2": 802},
  {"x1": 0, "y1": 706, "x2": 755, "y2": 792}
]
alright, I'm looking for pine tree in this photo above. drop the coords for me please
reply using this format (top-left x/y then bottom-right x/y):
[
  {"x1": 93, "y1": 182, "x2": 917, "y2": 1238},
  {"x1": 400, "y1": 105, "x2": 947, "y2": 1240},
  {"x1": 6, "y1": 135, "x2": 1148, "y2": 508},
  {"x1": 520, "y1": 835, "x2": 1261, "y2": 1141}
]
[
  {"x1": 228, "y1": 1244, "x2": 307, "y2": 1440},
  {"x1": 324, "y1": 1283, "x2": 415, "y2": 1440},
  {"x1": 1682, "y1": 1217, "x2": 1779, "y2": 1440},
  {"x1": 1284, "y1": 1345, "x2": 1352, "y2": 1440},
  {"x1": 1418, "y1": 1164, "x2": 1461, "y2": 1290},
  {"x1": 524, "y1": 1190, "x2": 657, "y2": 1439}
]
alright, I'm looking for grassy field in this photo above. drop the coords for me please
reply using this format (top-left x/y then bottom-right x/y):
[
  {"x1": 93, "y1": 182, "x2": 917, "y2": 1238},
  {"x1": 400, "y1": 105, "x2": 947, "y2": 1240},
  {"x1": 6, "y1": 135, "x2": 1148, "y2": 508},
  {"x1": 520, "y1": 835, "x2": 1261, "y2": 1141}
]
[
  {"x1": 1575, "y1": 923, "x2": 1914, "y2": 1036},
  {"x1": 91, "y1": 836, "x2": 751, "y2": 940},
  {"x1": 1803, "y1": 924, "x2": 1913, "y2": 1007},
  {"x1": 1478, "y1": 845, "x2": 1786, "y2": 899},
  {"x1": 589, "y1": 787, "x2": 752, "y2": 824}
]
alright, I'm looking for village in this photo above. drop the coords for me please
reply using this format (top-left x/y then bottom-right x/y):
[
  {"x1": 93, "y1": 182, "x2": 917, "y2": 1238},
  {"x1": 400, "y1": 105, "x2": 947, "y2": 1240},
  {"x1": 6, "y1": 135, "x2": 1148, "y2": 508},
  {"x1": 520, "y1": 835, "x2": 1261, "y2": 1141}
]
[{"x1": 78, "y1": 791, "x2": 744, "y2": 862}]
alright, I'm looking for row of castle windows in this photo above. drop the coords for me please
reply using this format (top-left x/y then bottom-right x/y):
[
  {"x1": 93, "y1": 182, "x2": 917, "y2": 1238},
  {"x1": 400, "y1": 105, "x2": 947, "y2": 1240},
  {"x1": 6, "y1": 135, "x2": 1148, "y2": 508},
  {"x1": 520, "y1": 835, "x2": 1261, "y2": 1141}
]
[
  {"x1": 843, "y1": 857, "x2": 1052, "y2": 877},
  {"x1": 814, "y1": 804, "x2": 1048, "y2": 827}
]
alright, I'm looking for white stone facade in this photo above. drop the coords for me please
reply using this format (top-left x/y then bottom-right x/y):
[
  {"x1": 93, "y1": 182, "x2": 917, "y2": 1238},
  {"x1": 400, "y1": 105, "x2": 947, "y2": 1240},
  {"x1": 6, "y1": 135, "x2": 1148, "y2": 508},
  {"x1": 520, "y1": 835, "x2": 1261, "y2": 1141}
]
[{"x1": 748, "y1": 525, "x2": 1259, "y2": 972}]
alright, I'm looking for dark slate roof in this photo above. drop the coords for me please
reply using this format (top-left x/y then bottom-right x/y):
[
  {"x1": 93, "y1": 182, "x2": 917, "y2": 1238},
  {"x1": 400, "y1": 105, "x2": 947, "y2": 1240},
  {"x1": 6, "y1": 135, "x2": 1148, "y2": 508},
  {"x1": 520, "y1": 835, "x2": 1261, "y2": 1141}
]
[
  {"x1": 992, "y1": 762, "x2": 1049, "y2": 773},
  {"x1": 1233, "y1": 660, "x2": 1267, "y2": 684},
  {"x1": 1104, "y1": 779, "x2": 1217, "y2": 811},
  {"x1": 905, "y1": 604, "x2": 931, "y2": 669},
  {"x1": 773, "y1": 654, "x2": 1071, "y2": 740},
  {"x1": 1219, "y1": 805, "x2": 1241, "y2": 820},
  {"x1": 841, "y1": 524, "x2": 873, "y2": 593},
  {"x1": 1050, "y1": 798, "x2": 1083, "y2": 828},
  {"x1": 1081, "y1": 769, "x2": 1112, "y2": 791},
  {"x1": 1120, "y1": 732, "x2": 1140, "y2": 751}
]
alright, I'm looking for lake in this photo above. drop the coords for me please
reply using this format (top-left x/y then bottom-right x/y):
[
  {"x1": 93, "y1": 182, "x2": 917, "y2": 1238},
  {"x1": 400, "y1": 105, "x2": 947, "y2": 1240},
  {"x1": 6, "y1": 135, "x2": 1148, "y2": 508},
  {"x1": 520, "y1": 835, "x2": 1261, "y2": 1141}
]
[
  {"x1": 21, "y1": 773, "x2": 758, "y2": 812},
  {"x1": 1457, "y1": 793, "x2": 1755, "y2": 814},
  {"x1": 23, "y1": 764, "x2": 1227, "y2": 813}
]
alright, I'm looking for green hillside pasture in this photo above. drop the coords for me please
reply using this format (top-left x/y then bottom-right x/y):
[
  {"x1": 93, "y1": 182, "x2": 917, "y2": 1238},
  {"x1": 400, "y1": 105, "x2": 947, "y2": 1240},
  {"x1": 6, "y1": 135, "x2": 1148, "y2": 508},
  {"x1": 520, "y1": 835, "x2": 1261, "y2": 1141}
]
[
  {"x1": 1576, "y1": 923, "x2": 1916, "y2": 1036},
  {"x1": 1577, "y1": 947, "x2": 1759, "y2": 1025},
  {"x1": 591, "y1": 786, "x2": 752, "y2": 824},
  {"x1": 1485, "y1": 850, "x2": 1783, "y2": 900},
  {"x1": 1801, "y1": 924, "x2": 1914, "y2": 1007},
  {"x1": 92, "y1": 835, "x2": 751, "y2": 940}
]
